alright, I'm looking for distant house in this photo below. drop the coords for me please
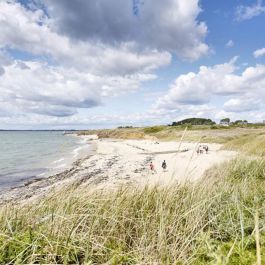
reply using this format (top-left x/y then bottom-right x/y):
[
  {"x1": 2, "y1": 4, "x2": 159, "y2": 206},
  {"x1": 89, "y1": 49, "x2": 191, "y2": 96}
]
[
  {"x1": 219, "y1": 121, "x2": 230, "y2": 126},
  {"x1": 239, "y1": 121, "x2": 248, "y2": 125},
  {"x1": 220, "y1": 118, "x2": 230, "y2": 126},
  {"x1": 234, "y1": 120, "x2": 248, "y2": 125}
]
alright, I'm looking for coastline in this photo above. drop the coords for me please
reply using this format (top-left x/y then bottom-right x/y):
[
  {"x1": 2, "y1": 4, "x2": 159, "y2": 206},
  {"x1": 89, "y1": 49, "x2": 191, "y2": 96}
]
[
  {"x1": 0, "y1": 137, "x2": 237, "y2": 204},
  {"x1": 0, "y1": 135, "x2": 97, "y2": 204}
]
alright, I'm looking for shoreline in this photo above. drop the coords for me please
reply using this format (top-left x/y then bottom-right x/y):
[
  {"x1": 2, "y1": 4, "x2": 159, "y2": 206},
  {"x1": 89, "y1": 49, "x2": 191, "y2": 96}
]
[
  {"x1": 0, "y1": 135, "x2": 97, "y2": 204},
  {"x1": 0, "y1": 137, "x2": 237, "y2": 204},
  {"x1": 38, "y1": 134, "x2": 97, "y2": 178}
]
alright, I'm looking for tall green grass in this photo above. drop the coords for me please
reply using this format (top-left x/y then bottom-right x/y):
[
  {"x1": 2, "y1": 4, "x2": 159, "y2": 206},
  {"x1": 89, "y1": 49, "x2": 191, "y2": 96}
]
[
  {"x1": 0, "y1": 159, "x2": 265, "y2": 264},
  {"x1": 223, "y1": 133, "x2": 265, "y2": 156}
]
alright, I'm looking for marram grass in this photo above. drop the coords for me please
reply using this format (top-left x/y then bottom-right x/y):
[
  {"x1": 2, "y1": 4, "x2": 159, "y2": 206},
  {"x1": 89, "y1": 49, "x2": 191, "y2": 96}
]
[{"x1": 0, "y1": 159, "x2": 265, "y2": 264}]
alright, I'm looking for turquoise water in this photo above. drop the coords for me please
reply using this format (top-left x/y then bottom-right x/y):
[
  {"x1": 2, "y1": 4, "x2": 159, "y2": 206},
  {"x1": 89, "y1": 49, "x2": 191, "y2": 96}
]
[{"x1": 0, "y1": 131, "x2": 90, "y2": 191}]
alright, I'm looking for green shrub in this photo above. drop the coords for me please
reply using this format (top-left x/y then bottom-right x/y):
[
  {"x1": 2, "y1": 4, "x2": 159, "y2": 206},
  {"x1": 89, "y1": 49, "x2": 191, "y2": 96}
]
[{"x1": 143, "y1": 126, "x2": 165, "y2": 134}]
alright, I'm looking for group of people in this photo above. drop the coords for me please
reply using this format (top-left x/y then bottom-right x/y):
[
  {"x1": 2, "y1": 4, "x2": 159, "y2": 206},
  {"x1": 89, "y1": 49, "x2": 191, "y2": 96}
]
[
  {"x1": 149, "y1": 145, "x2": 209, "y2": 173},
  {"x1": 196, "y1": 145, "x2": 209, "y2": 155},
  {"x1": 149, "y1": 160, "x2": 167, "y2": 173}
]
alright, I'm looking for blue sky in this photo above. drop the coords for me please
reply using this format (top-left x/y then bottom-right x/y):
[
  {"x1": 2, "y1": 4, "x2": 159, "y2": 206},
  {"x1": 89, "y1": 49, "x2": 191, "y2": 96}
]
[{"x1": 0, "y1": 0, "x2": 265, "y2": 129}]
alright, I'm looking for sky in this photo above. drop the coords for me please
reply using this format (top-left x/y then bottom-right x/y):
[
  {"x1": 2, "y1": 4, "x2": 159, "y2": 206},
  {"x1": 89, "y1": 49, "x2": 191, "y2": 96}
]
[{"x1": 0, "y1": 0, "x2": 265, "y2": 129}]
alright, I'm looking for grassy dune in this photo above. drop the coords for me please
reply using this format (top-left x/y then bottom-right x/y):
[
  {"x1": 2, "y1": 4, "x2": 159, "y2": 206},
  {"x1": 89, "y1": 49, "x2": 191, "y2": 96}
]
[
  {"x1": 0, "y1": 158, "x2": 265, "y2": 264},
  {"x1": 223, "y1": 133, "x2": 265, "y2": 156},
  {"x1": 79, "y1": 125, "x2": 265, "y2": 144},
  {"x1": 78, "y1": 128, "x2": 146, "y2": 140}
]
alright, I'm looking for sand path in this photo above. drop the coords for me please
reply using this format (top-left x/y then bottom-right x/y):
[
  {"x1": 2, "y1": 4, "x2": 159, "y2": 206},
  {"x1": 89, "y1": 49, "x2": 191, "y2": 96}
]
[{"x1": 89, "y1": 139, "x2": 236, "y2": 189}]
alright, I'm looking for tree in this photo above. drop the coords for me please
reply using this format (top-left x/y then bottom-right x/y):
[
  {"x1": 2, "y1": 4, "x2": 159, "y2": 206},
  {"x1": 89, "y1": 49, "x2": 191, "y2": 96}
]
[
  {"x1": 234, "y1": 120, "x2": 248, "y2": 125},
  {"x1": 171, "y1": 118, "x2": 215, "y2": 126},
  {"x1": 220, "y1": 118, "x2": 230, "y2": 123},
  {"x1": 234, "y1": 120, "x2": 243, "y2": 124}
]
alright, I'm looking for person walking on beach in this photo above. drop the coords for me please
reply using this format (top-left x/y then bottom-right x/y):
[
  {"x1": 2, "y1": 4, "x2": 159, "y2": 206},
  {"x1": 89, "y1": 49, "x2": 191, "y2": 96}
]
[
  {"x1": 150, "y1": 162, "x2": 155, "y2": 173},
  {"x1": 162, "y1": 160, "x2": 167, "y2": 172},
  {"x1": 205, "y1": 145, "x2": 209, "y2": 154},
  {"x1": 196, "y1": 147, "x2": 200, "y2": 155},
  {"x1": 197, "y1": 145, "x2": 202, "y2": 155}
]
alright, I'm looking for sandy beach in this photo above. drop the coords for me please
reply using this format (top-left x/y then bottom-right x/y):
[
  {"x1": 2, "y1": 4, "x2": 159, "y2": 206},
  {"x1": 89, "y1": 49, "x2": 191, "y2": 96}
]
[{"x1": 0, "y1": 137, "x2": 237, "y2": 204}]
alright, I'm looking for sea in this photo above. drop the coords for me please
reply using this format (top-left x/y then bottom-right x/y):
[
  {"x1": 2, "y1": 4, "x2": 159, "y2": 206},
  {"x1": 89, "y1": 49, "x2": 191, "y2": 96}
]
[{"x1": 0, "y1": 131, "x2": 92, "y2": 192}]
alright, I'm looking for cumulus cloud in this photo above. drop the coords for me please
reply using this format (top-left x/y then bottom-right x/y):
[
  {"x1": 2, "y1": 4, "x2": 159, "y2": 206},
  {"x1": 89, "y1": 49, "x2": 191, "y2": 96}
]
[
  {"x1": 235, "y1": 0, "x2": 265, "y2": 21},
  {"x1": 226, "y1": 40, "x2": 234, "y2": 48},
  {"x1": 254, "y1": 47, "x2": 265, "y2": 58},
  {"x1": 156, "y1": 57, "x2": 240, "y2": 109},
  {"x1": 155, "y1": 58, "x2": 265, "y2": 120},
  {"x1": 0, "y1": 0, "x2": 172, "y2": 118},
  {"x1": 0, "y1": 50, "x2": 12, "y2": 75},
  {"x1": 43, "y1": 0, "x2": 209, "y2": 60},
  {"x1": 0, "y1": 59, "x2": 158, "y2": 116},
  {"x1": 0, "y1": 1, "x2": 171, "y2": 75},
  {"x1": 223, "y1": 97, "x2": 262, "y2": 112},
  {"x1": 0, "y1": 0, "x2": 210, "y2": 126}
]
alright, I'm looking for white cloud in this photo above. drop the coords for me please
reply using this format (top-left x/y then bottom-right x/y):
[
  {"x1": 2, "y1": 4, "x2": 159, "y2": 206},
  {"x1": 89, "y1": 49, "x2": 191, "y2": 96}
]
[
  {"x1": 155, "y1": 59, "x2": 265, "y2": 121},
  {"x1": 0, "y1": 0, "x2": 172, "y2": 118},
  {"x1": 254, "y1": 47, "x2": 265, "y2": 58},
  {"x1": 0, "y1": 1, "x2": 171, "y2": 75},
  {"x1": 223, "y1": 97, "x2": 262, "y2": 112},
  {"x1": 0, "y1": 0, "x2": 210, "y2": 127},
  {"x1": 43, "y1": 0, "x2": 209, "y2": 61},
  {"x1": 235, "y1": 0, "x2": 265, "y2": 21},
  {"x1": 0, "y1": 59, "x2": 158, "y2": 116},
  {"x1": 214, "y1": 109, "x2": 265, "y2": 123},
  {"x1": 0, "y1": 50, "x2": 12, "y2": 75},
  {"x1": 156, "y1": 57, "x2": 240, "y2": 109},
  {"x1": 226, "y1": 40, "x2": 234, "y2": 48},
  {"x1": 0, "y1": 102, "x2": 222, "y2": 129},
  {"x1": 1, "y1": 1, "x2": 262, "y2": 127}
]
